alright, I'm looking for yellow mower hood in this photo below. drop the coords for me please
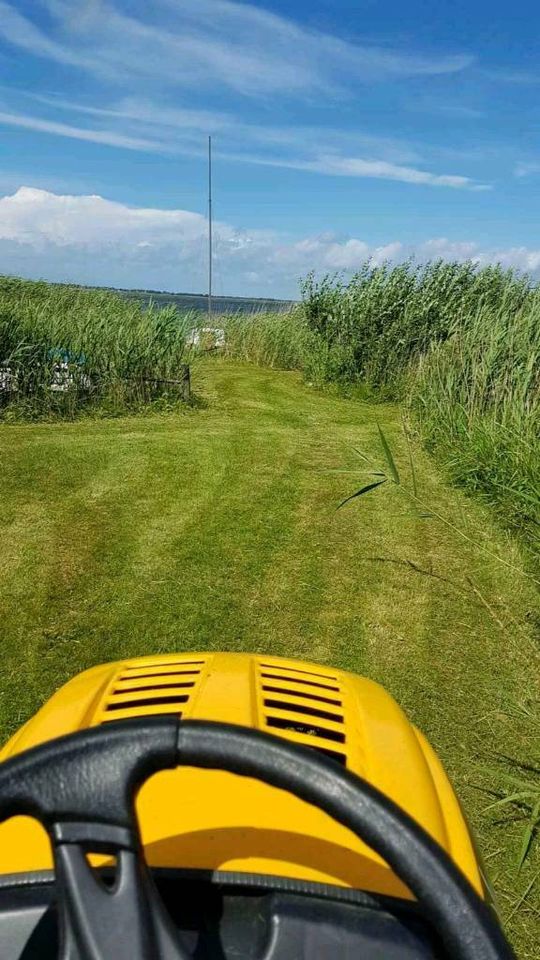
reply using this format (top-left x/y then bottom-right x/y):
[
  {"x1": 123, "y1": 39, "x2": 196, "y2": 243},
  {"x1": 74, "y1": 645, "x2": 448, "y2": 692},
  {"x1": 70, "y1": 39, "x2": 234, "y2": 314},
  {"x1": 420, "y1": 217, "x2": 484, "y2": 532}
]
[{"x1": 0, "y1": 652, "x2": 483, "y2": 899}]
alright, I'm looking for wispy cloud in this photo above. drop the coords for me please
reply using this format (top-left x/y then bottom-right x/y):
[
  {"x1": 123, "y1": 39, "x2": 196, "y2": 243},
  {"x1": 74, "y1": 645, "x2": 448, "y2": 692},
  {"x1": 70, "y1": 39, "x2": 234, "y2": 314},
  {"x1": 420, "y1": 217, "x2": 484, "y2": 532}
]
[
  {"x1": 22, "y1": 92, "x2": 421, "y2": 164},
  {"x1": 0, "y1": 2, "x2": 486, "y2": 192},
  {"x1": 27, "y1": 93, "x2": 231, "y2": 135},
  {"x1": 0, "y1": 0, "x2": 98, "y2": 70},
  {"x1": 223, "y1": 150, "x2": 489, "y2": 190},
  {"x1": 0, "y1": 109, "x2": 170, "y2": 153},
  {"x1": 0, "y1": 0, "x2": 474, "y2": 97},
  {"x1": 284, "y1": 155, "x2": 488, "y2": 190},
  {"x1": 0, "y1": 187, "x2": 537, "y2": 297},
  {"x1": 0, "y1": 93, "x2": 488, "y2": 191},
  {"x1": 405, "y1": 98, "x2": 485, "y2": 119}
]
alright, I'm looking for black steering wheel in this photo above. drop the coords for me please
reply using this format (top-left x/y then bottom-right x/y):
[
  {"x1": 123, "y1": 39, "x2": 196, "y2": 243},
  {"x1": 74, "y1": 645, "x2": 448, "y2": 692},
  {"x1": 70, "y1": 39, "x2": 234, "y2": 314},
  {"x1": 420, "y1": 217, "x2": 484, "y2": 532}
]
[{"x1": 0, "y1": 717, "x2": 515, "y2": 960}]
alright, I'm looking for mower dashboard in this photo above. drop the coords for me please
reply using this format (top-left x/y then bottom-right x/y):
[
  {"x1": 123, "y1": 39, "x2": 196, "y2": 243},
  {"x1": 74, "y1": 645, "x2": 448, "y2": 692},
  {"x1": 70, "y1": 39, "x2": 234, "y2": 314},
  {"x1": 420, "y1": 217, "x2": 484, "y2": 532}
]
[{"x1": 0, "y1": 871, "x2": 439, "y2": 960}]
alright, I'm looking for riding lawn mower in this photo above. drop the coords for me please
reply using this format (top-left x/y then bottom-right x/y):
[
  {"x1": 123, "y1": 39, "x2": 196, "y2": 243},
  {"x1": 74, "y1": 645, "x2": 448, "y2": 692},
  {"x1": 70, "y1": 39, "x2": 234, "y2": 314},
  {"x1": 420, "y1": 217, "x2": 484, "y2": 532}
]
[{"x1": 0, "y1": 651, "x2": 515, "y2": 959}]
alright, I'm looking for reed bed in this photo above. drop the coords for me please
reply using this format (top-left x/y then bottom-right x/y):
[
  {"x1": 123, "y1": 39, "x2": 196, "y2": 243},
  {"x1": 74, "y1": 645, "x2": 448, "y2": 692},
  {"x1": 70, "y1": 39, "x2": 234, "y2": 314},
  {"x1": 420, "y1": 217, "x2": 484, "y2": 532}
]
[
  {"x1": 408, "y1": 299, "x2": 539, "y2": 542},
  {"x1": 0, "y1": 277, "x2": 194, "y2": 419},
  {"x1": 299, "y1": 261, "x2": 532, "y2": 392},
  {"x1": 223, "y1": 260, "x2": 539, "y2": 546},
  {"x1": 222, "y1": 308, "x2": 309, "y2": 370}
]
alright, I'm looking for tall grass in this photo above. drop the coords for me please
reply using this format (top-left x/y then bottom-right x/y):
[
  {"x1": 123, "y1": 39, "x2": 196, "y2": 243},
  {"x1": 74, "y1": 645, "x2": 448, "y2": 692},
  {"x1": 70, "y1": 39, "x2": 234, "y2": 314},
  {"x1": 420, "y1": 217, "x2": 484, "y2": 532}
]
[
  {"x1": 0, "y1": 277, "x2": 194, "y2": 419},
  {"x1": 300, "y1": 261, "x2": 532, "y2": 393},
  {"x1": 305, "y1": 262, "x2": 539, "y2": 547},
  {"x1": 408, "y1": 300, "x2": 539, "y2": 541},
  {"x1": 221, "y1": 308, "x2": 310, "y2": 369},
  {"x1": 223, "y1": 261, "x2": 539, "y2": 547}
]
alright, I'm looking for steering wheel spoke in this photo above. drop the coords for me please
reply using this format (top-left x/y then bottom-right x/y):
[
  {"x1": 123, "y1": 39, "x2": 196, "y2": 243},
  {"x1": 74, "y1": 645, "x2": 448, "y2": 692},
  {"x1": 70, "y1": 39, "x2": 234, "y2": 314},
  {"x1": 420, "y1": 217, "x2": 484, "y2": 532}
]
[
  {"x1": 54, "y1": 842, "x2": 152, "y2": 960},
  {"x1": 53, "y1": 823, "x2": 186, "y2": 960},
  {"x1": 0, "y1": 718, "x2": 187, "y2": 960}
]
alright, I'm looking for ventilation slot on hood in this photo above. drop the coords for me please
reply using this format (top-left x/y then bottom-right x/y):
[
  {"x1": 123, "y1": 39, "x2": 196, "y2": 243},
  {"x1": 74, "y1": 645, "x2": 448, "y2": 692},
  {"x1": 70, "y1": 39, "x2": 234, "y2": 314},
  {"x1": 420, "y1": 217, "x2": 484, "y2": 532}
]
[
  {"x1": 264, "y1": 698, "x2": 342, "y2": 724},
  {"x1": 260, "y1": 672, "x2": 340, "y2": 693},
  {"x1": 258, "y1": 662, "x2": 347, "y2": 767},
  {"x1": 100, "y1": 659, "x2": 205, "y2": 722},
  {"x1": 262, "y1": 685, "x2": 341, "y2": 707},
  {"x1": 265, "y1": 716, "x2": 345, "y2": 744},
  {"x1": 259, "y1": 663, "x2": 337, "y2": 681}
]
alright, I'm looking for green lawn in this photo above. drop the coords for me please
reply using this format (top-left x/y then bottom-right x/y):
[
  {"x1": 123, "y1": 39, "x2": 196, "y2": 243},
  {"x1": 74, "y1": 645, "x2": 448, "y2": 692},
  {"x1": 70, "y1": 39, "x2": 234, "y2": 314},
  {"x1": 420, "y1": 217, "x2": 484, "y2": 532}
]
[{"x1": 1, "y1": 360, "x2": 538, "y2": 956}]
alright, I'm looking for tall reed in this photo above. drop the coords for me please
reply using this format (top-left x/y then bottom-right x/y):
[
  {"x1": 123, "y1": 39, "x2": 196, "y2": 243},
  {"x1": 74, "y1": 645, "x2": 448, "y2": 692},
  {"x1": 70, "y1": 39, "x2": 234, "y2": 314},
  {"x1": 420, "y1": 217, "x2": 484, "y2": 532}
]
[
  {"x1": 302, "y1": 262, "x2": 539, "y2": 545},
  {"x1": 300, "y1": 260, "x2": 532, "y2": 393},
  {"x1": 223, "y1": 261, "x2": 539, "y2": 546},
  {"x1": 0, "y1": 277, "x2": 194, "y2": 419},
  {"x1": 407, "y1": 299, "x2": 539, "y2": 540},
  {"x1": 221, "y1": 308, "x2": 310, "y2": 370}
]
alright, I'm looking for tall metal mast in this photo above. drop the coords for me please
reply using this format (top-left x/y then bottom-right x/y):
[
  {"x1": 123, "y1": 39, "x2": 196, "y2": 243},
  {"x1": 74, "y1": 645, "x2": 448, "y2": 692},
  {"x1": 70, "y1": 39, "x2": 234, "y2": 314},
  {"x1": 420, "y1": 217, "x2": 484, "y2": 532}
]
[{"x1": 208, "y1": 135, "x2": 213, "y2": 322}]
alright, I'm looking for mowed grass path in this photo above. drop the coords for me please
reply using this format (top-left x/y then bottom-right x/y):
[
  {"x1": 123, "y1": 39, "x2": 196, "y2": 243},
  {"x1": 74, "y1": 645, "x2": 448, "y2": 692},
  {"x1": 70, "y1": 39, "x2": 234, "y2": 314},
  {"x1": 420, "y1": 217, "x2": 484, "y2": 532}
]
[{"x1": 1, "y1": 360, "x2": 538, "y2": 955}]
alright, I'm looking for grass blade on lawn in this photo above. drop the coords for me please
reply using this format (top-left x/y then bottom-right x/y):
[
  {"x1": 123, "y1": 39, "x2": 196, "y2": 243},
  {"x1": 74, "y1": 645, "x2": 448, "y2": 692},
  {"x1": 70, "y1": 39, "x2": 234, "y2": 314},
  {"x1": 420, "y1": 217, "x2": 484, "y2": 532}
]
[
  {"x1": 377, "y1": 424, "x2": 401, "y2": 485},
  {"x1": 337, "y1": 478, "x2": 387, "y2": 510}
]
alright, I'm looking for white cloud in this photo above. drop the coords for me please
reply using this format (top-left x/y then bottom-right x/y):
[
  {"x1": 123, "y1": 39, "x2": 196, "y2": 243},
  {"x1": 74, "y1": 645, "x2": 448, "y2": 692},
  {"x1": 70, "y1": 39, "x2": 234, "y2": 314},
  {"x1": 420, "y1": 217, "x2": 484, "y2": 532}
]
[
  {"x1": 415, "y1": 237, "x2": 540, "y2": 272},
  {"x1": 419, "y1": 238, "x2": 480, "y2": 259},
  {"x1": 0, "y1": 0, "x2": 474, "y2": 98},
  {"x1": 0, "y1": 187, "x2": 538, "y2": 298},
  {"x1": 483, "y1": 246, "x2": 540, "y2": 272},
  {"x1": 0, "y1": 186, "x2": 209, "y2": 246}
]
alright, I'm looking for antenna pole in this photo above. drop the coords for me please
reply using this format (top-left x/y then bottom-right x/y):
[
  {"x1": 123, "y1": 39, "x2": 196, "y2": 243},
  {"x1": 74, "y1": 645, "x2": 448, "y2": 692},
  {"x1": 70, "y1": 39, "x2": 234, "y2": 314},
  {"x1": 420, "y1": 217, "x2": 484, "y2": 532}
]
[{"x1": 208, "y1": 135, "x2": 212, "y2": 322}]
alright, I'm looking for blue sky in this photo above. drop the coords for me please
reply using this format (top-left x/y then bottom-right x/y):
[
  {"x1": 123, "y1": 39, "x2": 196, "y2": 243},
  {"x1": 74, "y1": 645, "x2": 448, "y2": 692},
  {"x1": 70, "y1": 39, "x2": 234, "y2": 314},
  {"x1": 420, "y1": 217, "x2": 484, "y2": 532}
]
[{"x1": 0, "y1": 0, "x2": 539, "y2": 297}]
